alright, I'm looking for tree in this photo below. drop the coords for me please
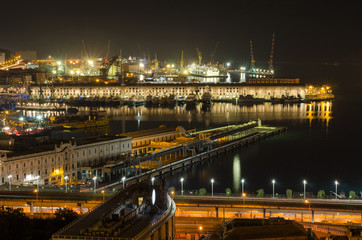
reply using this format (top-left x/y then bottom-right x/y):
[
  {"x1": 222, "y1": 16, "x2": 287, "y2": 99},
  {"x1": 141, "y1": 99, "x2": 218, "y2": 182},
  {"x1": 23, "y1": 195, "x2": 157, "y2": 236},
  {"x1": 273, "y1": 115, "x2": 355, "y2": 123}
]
[
  {"x1": 54, "y1": 208, "x2": 78, "y2": 223},
  {"x1": 225, "y1": 188, "x2": 232, "y2": 197},
  {"x1": 199, "y1": 188, "x2": 207, "y2": 196},
  {"x1": 349, "y1": 190, "x2": 356, "y2": 199},
  {"x1": 286, "y1": 189, "x2": 293, "y2": 199},
  {"x1": 317, "y1": 190, "x2": 326, "y2": 198},
  {"x1": 256, "y1": 189, "x2": 264, "y2": 197}
]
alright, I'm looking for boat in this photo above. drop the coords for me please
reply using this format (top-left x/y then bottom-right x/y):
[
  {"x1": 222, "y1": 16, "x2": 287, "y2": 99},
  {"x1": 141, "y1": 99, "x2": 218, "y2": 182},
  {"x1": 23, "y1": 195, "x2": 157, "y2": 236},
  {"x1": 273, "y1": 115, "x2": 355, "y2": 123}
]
[
  {"x1": 201, "y1": 87, "x2": 212, "y2": 105},
  {"x1": 237, "y1": 94, "x2": 265, "y2": 104},
  {"x1": 167, "y1": 94, "x2": 177, "y2": 107},
  {"x1": 152, "y1": 95, "x2": 160, "y2": 107},
  {"x1": 185, "y1": 92, "x2": 197, "y2": 107},
  {"x1": 63, "y1": 116, "x2": 110, "y2": 129},
  {"x1": 145, "y1": 94, "x2": 153, "y2": 106},
  {"x1": 160, "y1": 95, "x2": 168, "y2": 107}
]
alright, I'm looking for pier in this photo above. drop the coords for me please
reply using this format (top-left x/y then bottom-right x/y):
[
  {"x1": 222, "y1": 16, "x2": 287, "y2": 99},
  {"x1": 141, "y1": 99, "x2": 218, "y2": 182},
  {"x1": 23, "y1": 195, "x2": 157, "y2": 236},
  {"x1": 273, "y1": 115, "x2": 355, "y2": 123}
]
[{"x1": 101, "y1": 122, "x2": 287, "y2": 190}]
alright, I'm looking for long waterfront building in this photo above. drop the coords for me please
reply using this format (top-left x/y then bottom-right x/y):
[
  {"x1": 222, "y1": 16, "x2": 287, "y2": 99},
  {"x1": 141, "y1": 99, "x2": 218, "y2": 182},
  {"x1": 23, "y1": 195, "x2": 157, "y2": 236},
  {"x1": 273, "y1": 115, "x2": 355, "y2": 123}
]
[{"x1": 30, "y1": 81, "x2": 305, "y2": 100}]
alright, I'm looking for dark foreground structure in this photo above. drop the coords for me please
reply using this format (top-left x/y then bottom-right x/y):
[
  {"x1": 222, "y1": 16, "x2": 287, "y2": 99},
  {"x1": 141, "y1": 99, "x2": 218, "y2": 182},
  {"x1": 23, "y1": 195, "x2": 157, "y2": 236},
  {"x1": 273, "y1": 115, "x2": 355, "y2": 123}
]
[
  {"x1": 52, "y1": 182, "x2": 176, "y2": 240},
  {"x1": 221, "y1": 218, "x2": 317, "y2": 240}
]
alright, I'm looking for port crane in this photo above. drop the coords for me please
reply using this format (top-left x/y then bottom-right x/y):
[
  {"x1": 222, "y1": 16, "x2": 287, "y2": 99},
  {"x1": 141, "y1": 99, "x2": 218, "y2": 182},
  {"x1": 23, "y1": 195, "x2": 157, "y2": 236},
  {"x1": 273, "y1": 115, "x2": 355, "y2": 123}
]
[
  {"x1": 249, "y1": 40, "x2": 256, "y2": 70},
  {"x1": 268, "y1": 33, "x2": 275, "y2": 73},
  {"x1": 196, "y1": 48, "x2": 202, "y2": 65}
]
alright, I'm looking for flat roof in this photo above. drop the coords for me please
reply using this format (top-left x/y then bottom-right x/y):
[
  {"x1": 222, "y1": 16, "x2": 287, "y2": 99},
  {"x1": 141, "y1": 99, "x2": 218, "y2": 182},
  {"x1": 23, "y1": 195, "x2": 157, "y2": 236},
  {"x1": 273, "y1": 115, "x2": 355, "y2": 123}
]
[{"x1": 118, "y1": 126, "x2": 177, "y2": 139}]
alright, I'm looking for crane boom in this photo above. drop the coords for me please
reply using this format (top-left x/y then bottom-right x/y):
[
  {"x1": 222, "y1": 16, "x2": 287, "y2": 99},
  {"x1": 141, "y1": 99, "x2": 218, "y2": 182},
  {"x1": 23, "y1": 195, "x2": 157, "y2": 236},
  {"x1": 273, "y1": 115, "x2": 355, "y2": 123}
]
[
  {"x1": 250, "y1": 40, "x2": 256, "y2": 70},
  {"x1": 81, "y1": 40, "x2": 89, "y2": 59},
  {"x1": 196, "y1": 48, "x2": 202, "y2": 65},
  {"x1": 268, "y1": 33, "x2": 275, "y2": 73}
]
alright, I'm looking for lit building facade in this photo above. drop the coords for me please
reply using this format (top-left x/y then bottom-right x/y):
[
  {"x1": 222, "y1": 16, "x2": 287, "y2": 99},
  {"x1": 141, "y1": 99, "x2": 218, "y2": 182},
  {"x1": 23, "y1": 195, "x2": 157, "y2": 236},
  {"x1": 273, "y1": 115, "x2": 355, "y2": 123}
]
[{"x1": 0, "y1": 136, "x2": 132, "y2": 186}]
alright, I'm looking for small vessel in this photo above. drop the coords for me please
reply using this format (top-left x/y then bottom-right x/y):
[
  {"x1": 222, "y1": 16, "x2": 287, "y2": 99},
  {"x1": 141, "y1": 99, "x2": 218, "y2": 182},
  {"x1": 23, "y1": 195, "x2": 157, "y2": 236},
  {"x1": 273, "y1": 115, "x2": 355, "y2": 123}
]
[
  {"x1": 152, "y1": 95, "x2": 160, "y2": 107},
  {"x1": 145, "y1": 94, "x2": 153, "y2": 106},
  {"x1": 201, "y1": 87, "x2": 212, "y2": 105},
  {"x1": 185, "y1": 92, "x2": 197, "y2": 107},
  {"x1": 160, "y1": 95, "x2": 168, "y2": 107},
  {"x1": 237, "y1": 94, "x2": 265, "y2": 104},
  {"x1": 167, "y1": 94, "x2": 176, "y2": 107}
]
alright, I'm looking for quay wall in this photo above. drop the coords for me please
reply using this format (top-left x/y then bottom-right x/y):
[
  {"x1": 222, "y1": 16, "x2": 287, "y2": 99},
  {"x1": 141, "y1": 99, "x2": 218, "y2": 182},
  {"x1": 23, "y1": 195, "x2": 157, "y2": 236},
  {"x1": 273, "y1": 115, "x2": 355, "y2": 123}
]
[{"x1": 29, "y1": 83, "x2": 305, "y2": 99}]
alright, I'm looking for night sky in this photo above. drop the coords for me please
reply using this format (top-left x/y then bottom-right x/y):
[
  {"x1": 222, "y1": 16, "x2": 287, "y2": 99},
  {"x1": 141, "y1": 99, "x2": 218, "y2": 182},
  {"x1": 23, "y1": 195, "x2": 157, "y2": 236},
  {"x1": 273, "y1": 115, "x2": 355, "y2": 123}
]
[{"x1": 1, "y1": 1, "x2": 361, "y2": 79}]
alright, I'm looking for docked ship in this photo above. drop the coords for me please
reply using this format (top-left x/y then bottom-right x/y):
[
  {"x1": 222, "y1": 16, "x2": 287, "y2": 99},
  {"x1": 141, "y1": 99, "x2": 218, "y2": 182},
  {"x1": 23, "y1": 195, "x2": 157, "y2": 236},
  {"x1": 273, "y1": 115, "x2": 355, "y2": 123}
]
[
  {"x1": 63, "y1": 116, "x2": 110, "y2": 129},
  {"x1": 237, "y1": 94, "x2": 265, "y2": 104},
  {"x1": 188, "y1": 64, "x2": 227, "y2": 82}
]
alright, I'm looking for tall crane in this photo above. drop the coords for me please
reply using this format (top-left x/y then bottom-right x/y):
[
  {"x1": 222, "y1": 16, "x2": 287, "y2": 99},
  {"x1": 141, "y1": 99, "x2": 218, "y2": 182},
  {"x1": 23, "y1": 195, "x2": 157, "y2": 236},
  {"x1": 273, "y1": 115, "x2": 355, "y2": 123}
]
[
  {"x1": 210, "y1": 41, "x2": 219, "y2": 63},
  {"x1": 105, "y1": 40, "x2": 111, "y2": 60},
  {"x1": 249, "y1": 40, "x2": 256, "y2": 70},
  {"x1": 81, "y1": 40, "x2": 89, "y2": 59},
  {"x1": 268, "y1": 33, "x2": 275, "y2": 73},
  {"x1": 196, "y1": 48, "x2": 202, "y2": 65},
  {"x1": 180, "y1": 50, "x2": 184, "y2": 71}
]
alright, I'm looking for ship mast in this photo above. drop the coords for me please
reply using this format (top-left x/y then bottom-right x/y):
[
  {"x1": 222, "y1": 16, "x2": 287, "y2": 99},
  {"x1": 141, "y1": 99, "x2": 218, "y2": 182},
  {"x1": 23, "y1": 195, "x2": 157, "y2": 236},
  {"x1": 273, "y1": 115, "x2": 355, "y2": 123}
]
[
  {"x1": 268, "y1": 33, "x2": 275, "y2": 74},
  {"x1": 250, "y1": 40, "x2": 256, "y2": 70}
]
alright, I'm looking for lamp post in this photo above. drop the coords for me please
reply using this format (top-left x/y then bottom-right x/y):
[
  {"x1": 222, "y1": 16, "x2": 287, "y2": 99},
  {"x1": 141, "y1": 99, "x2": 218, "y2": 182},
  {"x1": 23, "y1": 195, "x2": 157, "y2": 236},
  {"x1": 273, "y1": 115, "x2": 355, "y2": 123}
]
[
  {"x1": 211, "y1": 178, "x2": 214, "y2": 197},
  {"x1": 272, "y1": 179, "x2": 276, "y2": 198},
  {"x1": 122, "y1": 177, "x2": 126, "y2": 188},
  {"x1": 241, "y1": 178, "x2": 245, "y2": 197},
  {"x1": 64, "y1": 176, "x2": 69, "y2": 193},
  {"x1": 335, "y1": 180, "x2": 339, "y2": 199},
  {"x1": 8, "y1": 175, "x2": 12, "y2": 192},
  {"x1": 35, "y1": 176, "x2": 40, "y2": 193},
  {"x1": 303, "y1": 180, "x2": 307, "y2": 199},
  {"x1": 34, "y1": 189, "x2": 38, "y2": 201},
  {"x1": 101, "y1": 190, "x2": 105, "y2": 202},
  {"x1": 93, "y1": 176, "x2": 97, "y2": 193},
  {"x1": 180, "y1": 177, "x2": 184, "y2": 195}
]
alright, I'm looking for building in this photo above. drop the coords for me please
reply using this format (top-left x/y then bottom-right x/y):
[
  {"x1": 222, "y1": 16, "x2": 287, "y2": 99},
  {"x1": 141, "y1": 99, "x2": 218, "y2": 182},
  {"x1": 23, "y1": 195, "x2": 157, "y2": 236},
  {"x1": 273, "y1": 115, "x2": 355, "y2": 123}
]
[
  {"x1": 0, "y1": 52, "x2": 5, "y2": 64},
  {"x1": 0, "y1": 135, "x2": 132, "y2": 186},
  {"x1": 16, "y1": 50, "x2": 37, "y2": 61},
  {"x1": 118, "y1": 125, "x2": 186, "y2": 156},
  {"x1": 29, "y1": 82, "x2": 305, "y2": 100},
  {"x1": 222, "y1": 218, "x2": 317, "y2": 240}
]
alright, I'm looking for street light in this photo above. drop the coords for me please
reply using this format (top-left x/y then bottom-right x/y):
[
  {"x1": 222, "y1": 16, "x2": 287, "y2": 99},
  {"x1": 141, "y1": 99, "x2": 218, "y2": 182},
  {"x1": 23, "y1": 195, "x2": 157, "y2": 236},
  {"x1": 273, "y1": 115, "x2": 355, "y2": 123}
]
[
  {"x1": 101, "y1": 190, "x2": 105, "y2": 202},
  {"x1": 64, "y1": 176, "x2": 69, "y2": 193},
  {"x1": 241, "y1": 178, "x2": 245, "y2": 197},
  {"x1": 8, "y1": 175, "x2": 12, "y2": 192},
  {"x1": 34, "y1": 189, "x2": 38, "y2": 201},
  {"x1": 272, "y1": 179, "x2": 276, "y2": 198},
  {"x1": 180, "y1": 177, "x2": 184, "y2": 195},
  {"x1": 93, "y1": 176, "x2": 97, "y2": 193},
  {"x1": 335, "y1": 180, "x2": 339, "y2": 199},
  {"x1": 303, "y1": 180, "x2": 307, "y2": 199},
  {"x1": 211, "y1": 178, "x2": 215, "y2": 197},
  {"x1": 122, "y1": 177, "x2": 126, "y2": 188},
  {"x1": 35, "y1": 176, "x2": 40, "y2": 192},
  {"x1": 151, "y1": 177, "x2": 155, "y2": 185}
]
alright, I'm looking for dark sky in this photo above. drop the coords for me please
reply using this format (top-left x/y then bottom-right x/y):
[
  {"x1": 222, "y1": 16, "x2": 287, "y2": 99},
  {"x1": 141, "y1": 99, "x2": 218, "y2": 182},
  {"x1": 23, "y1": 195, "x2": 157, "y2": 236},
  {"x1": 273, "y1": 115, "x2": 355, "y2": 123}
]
[{"x1": 1, "y1": 1, "x2": 361, "y2": 68}]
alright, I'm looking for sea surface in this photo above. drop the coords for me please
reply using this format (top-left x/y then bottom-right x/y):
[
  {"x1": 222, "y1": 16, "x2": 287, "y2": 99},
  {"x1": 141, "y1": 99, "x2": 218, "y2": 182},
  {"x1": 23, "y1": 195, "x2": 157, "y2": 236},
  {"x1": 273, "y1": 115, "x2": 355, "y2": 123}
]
[{"x1": 26, "y1": 63, "x2": 362, "y2": 197}]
